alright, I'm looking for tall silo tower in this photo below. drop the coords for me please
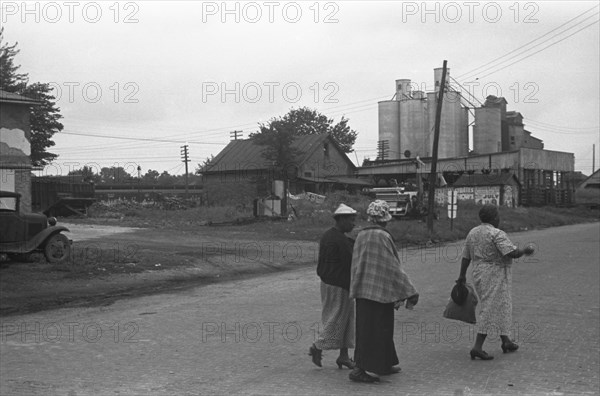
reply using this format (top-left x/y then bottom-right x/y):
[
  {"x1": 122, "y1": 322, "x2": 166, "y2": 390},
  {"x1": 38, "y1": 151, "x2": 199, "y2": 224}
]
[
  {"x1": 473, "y1": 96, "x2": 507, "y2": 154},
  {"x1": 427, "y1": 68, "x2": 469, "y2": 159},
  {"x1": 378, "y1": 98, "x2": 400, "y2": 160}
]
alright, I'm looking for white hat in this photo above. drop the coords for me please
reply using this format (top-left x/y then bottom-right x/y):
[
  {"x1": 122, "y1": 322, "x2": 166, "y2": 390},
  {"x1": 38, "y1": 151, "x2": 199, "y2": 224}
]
[{"x1": 333, "y1": 203, "x2": 357, "y2": 217}]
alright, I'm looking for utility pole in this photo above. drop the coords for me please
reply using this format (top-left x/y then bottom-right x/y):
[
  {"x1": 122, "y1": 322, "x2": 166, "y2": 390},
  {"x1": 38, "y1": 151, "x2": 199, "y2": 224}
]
[
  {"x1": 377, "y1": 139, "x2": 389, "y2": 161},
  {"x1": 137, "y1": 165, "x2": 141, "y2": 202},
  {"x1": 180, "y1": 144, "x2": 189, "y2": 198},
  {"x1": 593, "y1": 144, "x2": 596, "y2": 174},
  {"x1": 427, "y1": 60, "x2": 448, "y2": 235},
  {"x1": 230, "y1": 130, "x2": 243, "y2": 141}
]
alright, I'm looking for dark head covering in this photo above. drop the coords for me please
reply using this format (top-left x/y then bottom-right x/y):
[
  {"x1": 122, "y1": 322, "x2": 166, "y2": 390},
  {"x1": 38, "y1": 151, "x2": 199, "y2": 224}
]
[{"x1": 479, "y1": 204, "x2": 499, "y2": 224}]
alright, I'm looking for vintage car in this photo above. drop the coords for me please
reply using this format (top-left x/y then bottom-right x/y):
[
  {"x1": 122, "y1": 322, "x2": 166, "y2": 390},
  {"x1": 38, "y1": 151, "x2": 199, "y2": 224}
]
[{"x1": 0, "y1": 190, "x2": 71, "y2": 263}]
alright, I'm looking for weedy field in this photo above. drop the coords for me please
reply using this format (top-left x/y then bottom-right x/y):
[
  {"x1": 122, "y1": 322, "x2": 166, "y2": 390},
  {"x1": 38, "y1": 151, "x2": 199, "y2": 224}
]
[
  {"x1": 73, "y1": 191, "x2": 599, "y2": 245},
  {"x1": 1, "y1": 192, "x2": 597, "y2": 316}
]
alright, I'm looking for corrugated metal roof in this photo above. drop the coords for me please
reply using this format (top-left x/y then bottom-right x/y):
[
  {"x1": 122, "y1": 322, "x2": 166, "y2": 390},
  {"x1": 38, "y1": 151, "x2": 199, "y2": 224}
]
[
  {"x1": 206, "y1": 134, "x2": 345, "y2": 172},
  {"x1": 0, "y1": 89, "x2": 40, "y2": 105},
  {"x1": 453, "y1": 172, "x2": 519, "y2": 187}
]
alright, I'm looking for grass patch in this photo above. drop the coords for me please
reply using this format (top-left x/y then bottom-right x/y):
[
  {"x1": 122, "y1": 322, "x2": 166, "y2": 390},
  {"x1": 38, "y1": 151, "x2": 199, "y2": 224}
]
[{"x1": 69, "y1": 194, "x2": 599, "y2": 246}]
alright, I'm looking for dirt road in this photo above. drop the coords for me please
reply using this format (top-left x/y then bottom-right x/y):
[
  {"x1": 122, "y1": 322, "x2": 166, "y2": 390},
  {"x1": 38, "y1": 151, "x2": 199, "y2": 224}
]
[
  {"x1": 0, "y1": 223, "x2": 318, "y2": 316},
  {"x1": 1, "y1": 223, "x2": 598, "y2": 395}
]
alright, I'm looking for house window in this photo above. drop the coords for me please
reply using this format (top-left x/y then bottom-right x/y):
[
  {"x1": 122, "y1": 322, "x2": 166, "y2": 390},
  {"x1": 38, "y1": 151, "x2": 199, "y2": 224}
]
[
  {"x1": 323, "y1": 142, "x2": 329, "y2": 156},
  {"x1": 304, "y1": 172, "x2": 312, "y2": 177}
]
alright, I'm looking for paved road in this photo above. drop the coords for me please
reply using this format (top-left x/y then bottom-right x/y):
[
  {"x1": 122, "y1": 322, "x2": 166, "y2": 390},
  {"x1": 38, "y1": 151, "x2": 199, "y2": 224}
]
[{"x1": 1, "y1": 223, "x2": 598, "y2": 395}]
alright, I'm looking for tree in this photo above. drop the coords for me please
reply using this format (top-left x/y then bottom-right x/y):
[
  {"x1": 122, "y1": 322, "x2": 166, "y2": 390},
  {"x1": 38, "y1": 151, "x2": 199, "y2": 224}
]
[
  {"x1": 99, "y1": 166, "x2": 132, "y2": 184},
  {"x1": 67, "y1": 165, "x2": 101, "y2": 184},
  {"x1": 142, "y1": 169, "x2": 160, "y2": 184},
  {"x1": 0, "y1": 28, "x2": 63, "y2": 166},
  {"x1": 250, "y1": 119, "x2": 302, "y2": 171},
  {"x1": 20, "y1": 83, "x2": 62, "y2": 165},
  {"x1": 157, "y1": 171, "x2": 176, "y2": 186},
  {"x1": 257, "y1": 107, "x2": 358, "y2": 153},
  {"x1": 195, "y1": 155, "x2": 215, "y2": 175}
]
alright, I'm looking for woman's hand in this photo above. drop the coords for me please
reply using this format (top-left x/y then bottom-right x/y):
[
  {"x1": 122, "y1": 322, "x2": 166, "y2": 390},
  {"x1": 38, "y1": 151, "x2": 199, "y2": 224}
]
[
  {"x1": 524, "y1": 245, "x2": 535, "y2": 255},
  {"x1": 406, "y1": 293, "x2": 419, "y2": 308}
]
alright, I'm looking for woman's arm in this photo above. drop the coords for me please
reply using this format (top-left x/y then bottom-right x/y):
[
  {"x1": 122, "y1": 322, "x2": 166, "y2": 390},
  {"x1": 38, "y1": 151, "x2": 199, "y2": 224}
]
[
  {"x1": 505, "y1": 245, "x2": 535, "y2": 259},
  {"x1": 457, "y1": 257, "x2": 471, "y2": 284}
]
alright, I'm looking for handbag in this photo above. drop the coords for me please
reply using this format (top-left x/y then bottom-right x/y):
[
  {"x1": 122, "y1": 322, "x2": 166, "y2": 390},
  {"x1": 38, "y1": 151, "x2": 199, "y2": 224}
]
[{"x1": 443, "y1": 283, "x2": 478, "y2": 324}]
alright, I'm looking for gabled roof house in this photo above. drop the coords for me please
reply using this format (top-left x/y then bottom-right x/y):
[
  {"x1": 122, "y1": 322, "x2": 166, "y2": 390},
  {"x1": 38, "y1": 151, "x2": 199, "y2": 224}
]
[{"x1": 203, "y1": 134, "x2": 370, "y2": 205}]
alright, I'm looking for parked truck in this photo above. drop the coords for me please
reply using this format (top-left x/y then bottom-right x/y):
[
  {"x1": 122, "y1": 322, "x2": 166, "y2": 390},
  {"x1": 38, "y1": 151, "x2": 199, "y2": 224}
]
[{"x1": 369, "y1": 186, "x2": 421, "y2": 218}]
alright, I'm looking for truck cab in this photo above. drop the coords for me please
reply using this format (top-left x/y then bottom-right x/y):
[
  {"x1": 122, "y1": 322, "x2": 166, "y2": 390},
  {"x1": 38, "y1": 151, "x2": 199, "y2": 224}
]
[{"x1": 370, "y1": 187, "x2": 419, "y2": 217}]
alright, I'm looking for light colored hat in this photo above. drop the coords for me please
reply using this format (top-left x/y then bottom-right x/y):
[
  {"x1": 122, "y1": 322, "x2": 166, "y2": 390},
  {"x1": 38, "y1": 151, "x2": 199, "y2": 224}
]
[
  {"x1": 367, "y1": 200, "x2": 393, "y2": 222},
  {"x1": 333, "y1": 203, "x2": 357, "y2": 217}
]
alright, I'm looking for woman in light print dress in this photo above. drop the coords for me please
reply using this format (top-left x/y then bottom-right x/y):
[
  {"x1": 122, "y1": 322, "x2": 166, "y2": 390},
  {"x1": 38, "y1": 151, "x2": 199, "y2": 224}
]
[{"x1": 457, "y1": 205, "x2": 535, "y2": 360}]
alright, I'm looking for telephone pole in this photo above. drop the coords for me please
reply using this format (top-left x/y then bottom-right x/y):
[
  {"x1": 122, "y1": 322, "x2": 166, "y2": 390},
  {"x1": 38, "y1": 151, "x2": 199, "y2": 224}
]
[
  {"x1": 377, "y1": 139, "x2": 389, "y2": 161},
  {"x1": 230, "y1": 130, "x2": 243, "y2": 141},
  {"x1": 180, "y1": 144, "x2": 189, "y2": 198},
  {"x1": 427, "y1": 60, "x2": 448, "y2": 235}
]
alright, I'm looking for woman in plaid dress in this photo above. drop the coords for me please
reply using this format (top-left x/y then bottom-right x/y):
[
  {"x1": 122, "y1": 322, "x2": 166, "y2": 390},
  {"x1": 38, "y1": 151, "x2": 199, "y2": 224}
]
[{"x1": 348, "y1": 200, "x2": 419, "y2": 383}]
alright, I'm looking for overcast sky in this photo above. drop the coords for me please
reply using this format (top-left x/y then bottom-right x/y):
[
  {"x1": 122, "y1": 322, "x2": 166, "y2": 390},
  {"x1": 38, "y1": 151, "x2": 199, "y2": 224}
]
[{"x1": 3, "y1": 1, "x2": 599, "y2": 176}]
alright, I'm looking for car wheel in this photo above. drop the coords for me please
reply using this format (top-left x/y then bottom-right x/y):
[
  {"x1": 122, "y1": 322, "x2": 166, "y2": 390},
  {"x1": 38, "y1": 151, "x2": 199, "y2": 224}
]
[{"x1": 44, "y1": 233, "x2": 71, "y2": 263}]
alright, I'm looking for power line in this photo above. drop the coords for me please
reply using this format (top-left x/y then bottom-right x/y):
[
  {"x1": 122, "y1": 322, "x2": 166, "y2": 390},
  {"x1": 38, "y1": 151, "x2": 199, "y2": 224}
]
[
  {"x1": 60, "y1": 130, "x2": 227, "y2": 145},
  {"x1": 455, "y1": 5, "x2": 599, "y2": 81},
  {"x1": 475, "y1": 18, "x2": 599, "y2": 80}
]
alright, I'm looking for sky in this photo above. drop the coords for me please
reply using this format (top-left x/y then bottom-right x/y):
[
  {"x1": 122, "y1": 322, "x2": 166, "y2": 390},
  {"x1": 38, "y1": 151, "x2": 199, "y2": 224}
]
[{"x1": 2, "y1": 0, "x2": 599, "y2": 177}]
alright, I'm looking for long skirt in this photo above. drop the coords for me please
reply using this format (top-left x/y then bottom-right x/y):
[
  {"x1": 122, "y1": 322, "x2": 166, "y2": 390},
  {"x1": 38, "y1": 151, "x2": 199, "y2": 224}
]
[
  {"x1": 354, "y1": 298, "x2": 399, "y2": 374},
  {"x1": 473, "y1": 262, "x2": 513, "y2": 336},
  {"x1": 314, "y1": 282, "x2": 355, "y2": 350}
]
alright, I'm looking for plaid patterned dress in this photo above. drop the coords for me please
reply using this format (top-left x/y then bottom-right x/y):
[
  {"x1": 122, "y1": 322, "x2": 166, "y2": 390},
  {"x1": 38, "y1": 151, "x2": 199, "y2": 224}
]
[
  {"x1": 349, "y1": 226, "x2": 417, "y2": 303},
  {"x1": 349, "y1": 225, "x2": 418, "y2": 373},
  {"x1": 462, "y1": 223, "x2": 517, "y2": 336}
]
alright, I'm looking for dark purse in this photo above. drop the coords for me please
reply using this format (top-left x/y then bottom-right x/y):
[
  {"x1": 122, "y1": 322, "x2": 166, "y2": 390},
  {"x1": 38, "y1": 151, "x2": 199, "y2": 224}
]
[
  {"x1": 451, "y1": 281, "x2": 469, "y2": 305},
  {"x1": 443, "y1": 283, "x2": 478, "y2": 324}
]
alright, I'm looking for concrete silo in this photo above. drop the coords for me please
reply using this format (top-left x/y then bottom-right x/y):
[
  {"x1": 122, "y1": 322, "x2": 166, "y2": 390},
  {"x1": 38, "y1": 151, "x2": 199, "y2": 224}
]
[
  {"x1": 377, "y1": 69, "x2": 468, "y2": 161},
  {"x1": 473, "y1": 96, "x2": 507, "y2": 154},
  {"x1": 427, "y1": 68, "x2": 469, "y2": 159},
  {"x1": 399, "y1": 88, "x2": 429, "y2": 158},
  {"x1": 378, "y1": 100, "x2": 400, "y2": 160}
]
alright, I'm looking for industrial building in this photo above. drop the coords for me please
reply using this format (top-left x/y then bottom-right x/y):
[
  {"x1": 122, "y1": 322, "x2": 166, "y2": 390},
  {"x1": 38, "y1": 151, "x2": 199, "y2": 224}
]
[{"x1": 360, "y1": 68, "x2": 575, "y2": 206}]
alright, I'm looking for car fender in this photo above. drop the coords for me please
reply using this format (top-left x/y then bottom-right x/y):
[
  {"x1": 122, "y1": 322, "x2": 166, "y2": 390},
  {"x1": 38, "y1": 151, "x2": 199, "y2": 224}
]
[
  {"x1": 0, "y1": 226, "x2": 70, "y2": 254},
  {"x1": 27, "y1": 226, "x2": 71, "y2": 251}
]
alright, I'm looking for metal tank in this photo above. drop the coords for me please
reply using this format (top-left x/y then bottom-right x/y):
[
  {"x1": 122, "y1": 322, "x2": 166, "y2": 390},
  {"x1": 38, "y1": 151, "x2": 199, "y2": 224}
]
[{"x1": 473, "y1": 107, "x2": 502, "y2": 154}]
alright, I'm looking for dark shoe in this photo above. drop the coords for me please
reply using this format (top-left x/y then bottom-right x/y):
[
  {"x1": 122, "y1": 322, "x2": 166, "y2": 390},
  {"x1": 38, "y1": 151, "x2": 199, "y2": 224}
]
[
  {"x1": 470, "y1": 349, "x2": 494, "y2": 360},
  {"x1": 308, "y1": 344, "x2": 322, "y2": 367},
  {"x1": 501, "y1": 341, "x2": 519, "y2": 353},
  {"x1": 349, "y1": 368, "x2": 380, "y2": 383},
  {"x1": 336, "y1": 357, "x2": 356, "y2": 369},
  {"x1": 377, "y1": 366, "x2": 401, "y2": 375}
]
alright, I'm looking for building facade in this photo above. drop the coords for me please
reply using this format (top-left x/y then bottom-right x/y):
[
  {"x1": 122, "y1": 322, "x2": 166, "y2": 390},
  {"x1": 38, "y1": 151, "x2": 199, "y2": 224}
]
[
  {"x1": 203, "y1": 134, "x2": 362, "y2": 205},
  {"x1": 0, "y1": 90, "x2": 39, "y2": 212}
]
